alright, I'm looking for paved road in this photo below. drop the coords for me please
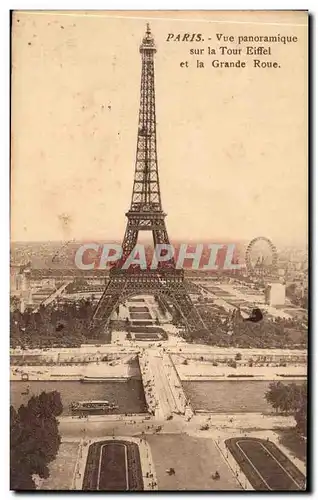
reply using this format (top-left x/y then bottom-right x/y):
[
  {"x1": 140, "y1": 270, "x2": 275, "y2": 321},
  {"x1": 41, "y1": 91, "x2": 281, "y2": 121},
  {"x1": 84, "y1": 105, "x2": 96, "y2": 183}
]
[
  {"x1": 58, "y1": 412, "x2": 296, "y2": 440},
  {"x1": 11, "y1": 343, "x2": 307, "y2": 358}
]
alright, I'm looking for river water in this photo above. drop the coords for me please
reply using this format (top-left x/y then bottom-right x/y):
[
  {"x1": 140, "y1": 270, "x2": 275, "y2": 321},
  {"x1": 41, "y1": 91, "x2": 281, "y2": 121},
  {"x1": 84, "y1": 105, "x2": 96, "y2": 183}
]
[
  {"x1": 10, "y1": 379, "x2": 147, "y2": 415},
  {"x1": 183, "y1": 380, "x2": 303, "y2": 413}
]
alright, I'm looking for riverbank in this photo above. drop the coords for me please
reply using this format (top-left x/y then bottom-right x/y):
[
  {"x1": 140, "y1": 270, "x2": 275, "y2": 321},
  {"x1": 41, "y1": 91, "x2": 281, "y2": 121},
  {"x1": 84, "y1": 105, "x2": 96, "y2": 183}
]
[
  {"x1": 10, "y1": 361, "x2": 140, "y2": 381},
  {"x1": 175, "y1": 362, "x2": 307, "y2": 381}
]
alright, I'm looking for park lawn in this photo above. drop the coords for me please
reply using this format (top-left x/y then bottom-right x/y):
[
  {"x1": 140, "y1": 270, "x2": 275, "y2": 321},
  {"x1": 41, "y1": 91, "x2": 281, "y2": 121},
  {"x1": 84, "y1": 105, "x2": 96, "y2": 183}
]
[
  {"x1": 130, "y1": 312, "x2": 152, "y2": 319},
  {"x1": 276, "y1": 428, "x2": 307, "y2": 464},
  {"x1": 226, "y1": 437, "x2": 306, "y2": 491},
  {"x1": 82, "y1": 440, "x2": 143, "y2": 491}
]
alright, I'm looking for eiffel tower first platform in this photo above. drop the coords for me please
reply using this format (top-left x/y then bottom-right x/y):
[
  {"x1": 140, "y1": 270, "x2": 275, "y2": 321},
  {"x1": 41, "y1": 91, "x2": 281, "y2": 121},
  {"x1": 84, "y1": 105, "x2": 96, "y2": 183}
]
[{"x1": 91, "y1": 25, "x2": 205, "y2": 335}]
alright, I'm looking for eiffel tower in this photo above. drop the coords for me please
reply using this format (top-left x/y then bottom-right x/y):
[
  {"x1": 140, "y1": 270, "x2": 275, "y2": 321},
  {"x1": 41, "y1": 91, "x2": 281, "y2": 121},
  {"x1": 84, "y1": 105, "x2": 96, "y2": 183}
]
[{"x1": 91, "y1": 25, "x2": 205, "y2": 334}]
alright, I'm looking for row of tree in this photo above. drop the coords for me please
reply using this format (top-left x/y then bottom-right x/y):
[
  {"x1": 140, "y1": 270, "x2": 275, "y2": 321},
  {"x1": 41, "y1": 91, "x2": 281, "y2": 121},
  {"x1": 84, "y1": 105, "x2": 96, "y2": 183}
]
[
  {"x1": 11, "y1": 391, "x2": 63, "y2": 490},
  {"x1": 265, "y1": 381, "x2": 307, "y2": 435},
  {"x1": 10, "y1": 299, "x2": 99, "y2": 348},
  {"x1": 186, "y1": 305, "x2": 307, "y2": 349}
]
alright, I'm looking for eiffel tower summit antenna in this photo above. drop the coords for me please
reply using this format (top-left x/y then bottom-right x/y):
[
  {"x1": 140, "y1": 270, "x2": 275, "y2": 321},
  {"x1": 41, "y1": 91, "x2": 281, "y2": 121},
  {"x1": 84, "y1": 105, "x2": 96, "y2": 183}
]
[
  {"x1": 140, "y1": 22, "x2": 155, "y2": 50},
  {"x1": 91, "y1": 25, "x2": 205, "y2": 335}
]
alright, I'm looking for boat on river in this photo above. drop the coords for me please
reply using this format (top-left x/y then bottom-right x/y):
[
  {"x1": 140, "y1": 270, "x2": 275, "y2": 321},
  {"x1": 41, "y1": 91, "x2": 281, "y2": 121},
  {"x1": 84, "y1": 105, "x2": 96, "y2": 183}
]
[{"x1": 70, "y1": 400, "x2": 119, "y2": 413}]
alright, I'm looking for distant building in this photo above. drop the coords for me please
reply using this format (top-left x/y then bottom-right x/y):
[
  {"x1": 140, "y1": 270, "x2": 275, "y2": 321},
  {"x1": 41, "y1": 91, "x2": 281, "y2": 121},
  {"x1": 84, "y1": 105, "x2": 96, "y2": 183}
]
[
  {"x1": 10, "y1": 263, "x2": 33, "y2": 311},
  {"x1": 265, "y1": 283, "x2": 286, "y2": 306},
  {"x1": 10, "y1": 264, "x2": 23, "y2": 292}
]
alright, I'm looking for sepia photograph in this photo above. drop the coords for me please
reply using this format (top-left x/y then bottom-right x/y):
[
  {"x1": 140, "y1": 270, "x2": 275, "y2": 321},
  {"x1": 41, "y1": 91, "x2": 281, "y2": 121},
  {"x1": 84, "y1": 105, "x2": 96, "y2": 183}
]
[{"x1": 10, "y1": 10, "x2": 308, "y2": 491}]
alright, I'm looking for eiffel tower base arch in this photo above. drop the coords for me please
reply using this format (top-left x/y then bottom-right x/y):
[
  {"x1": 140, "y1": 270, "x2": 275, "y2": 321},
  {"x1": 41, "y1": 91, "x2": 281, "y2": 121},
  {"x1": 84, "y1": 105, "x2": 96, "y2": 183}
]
[{"x1": 91, "y1": 269, "x2": 205, "y2": 336}]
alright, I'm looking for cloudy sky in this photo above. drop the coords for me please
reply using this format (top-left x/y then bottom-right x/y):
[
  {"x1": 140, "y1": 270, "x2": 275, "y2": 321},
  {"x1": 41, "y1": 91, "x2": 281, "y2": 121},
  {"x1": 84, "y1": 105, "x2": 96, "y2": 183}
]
[{"x1": 11, "y1": 10, "x2": 307, "y2": 246}]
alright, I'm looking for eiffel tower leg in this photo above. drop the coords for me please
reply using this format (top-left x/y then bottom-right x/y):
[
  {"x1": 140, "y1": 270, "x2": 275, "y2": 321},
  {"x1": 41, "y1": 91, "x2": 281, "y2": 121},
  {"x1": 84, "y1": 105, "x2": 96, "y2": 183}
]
[
  {"x1": 121, "y1": 227, "x2": 138, "y2": 262},
  {"x1": 165, "y1": 288, "x2": 206, "y2": 333},
  {"x1": 91, "y1": 279, "x2": 126, "y2": 331},
  {"x1": 153, "y1": 227, "x2": 170, "y2": 246}
]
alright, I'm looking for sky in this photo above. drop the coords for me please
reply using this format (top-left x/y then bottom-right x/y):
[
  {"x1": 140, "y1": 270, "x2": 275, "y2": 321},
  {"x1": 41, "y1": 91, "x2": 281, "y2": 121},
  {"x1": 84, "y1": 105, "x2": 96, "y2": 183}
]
[{"x1": 11, "y1": 11, "x2": 308, "y2": 247}]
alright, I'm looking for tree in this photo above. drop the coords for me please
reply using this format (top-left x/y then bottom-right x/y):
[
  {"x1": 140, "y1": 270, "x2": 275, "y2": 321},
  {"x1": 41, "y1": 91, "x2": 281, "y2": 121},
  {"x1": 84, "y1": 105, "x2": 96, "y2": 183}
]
[
  {"x1": 295, "y1": 396, "x2": 307, "y2": 436},
  {"x1": 265, "y1": 381, "x2": 307, "y2": 435},
  {"x1": 265, "y1": 381, "x2": 288, "y2": 413},
  {"x1": 10, "y1": 391, "x2": 63, "y2": 490},
  {"x1": 10, "y1": 296, "x2": 20, "y2": 311},
  {"x1": 190, "y1": 328, "x2": 210, "y2": 341},
  {"x1": 228, "y1": 360, "x2": 237, "y2": 369}
]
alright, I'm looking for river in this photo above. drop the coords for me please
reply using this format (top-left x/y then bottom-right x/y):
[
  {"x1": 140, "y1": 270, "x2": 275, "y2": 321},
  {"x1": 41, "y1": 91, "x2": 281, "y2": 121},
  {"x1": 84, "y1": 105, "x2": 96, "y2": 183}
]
[
  {"x1": 11, "y1": 379, "x2": 147, "y2": 415},
  {"x1": 183, "y1": 380, "x2": 303, "y2": 413}
]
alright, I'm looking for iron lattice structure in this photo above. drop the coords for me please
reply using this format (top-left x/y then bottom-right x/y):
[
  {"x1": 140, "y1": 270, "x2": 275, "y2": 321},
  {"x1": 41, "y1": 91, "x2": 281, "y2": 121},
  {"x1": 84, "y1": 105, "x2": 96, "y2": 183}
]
[{"x1": 91, "y1": 25, "x2": 205, "y2": 334}]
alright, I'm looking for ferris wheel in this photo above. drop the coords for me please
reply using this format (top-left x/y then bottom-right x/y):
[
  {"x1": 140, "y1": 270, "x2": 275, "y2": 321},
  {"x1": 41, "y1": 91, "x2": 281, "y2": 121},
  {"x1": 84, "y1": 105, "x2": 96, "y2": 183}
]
[{"x1": 245, "y1": 236, "x2": 278, "y2": 277}]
